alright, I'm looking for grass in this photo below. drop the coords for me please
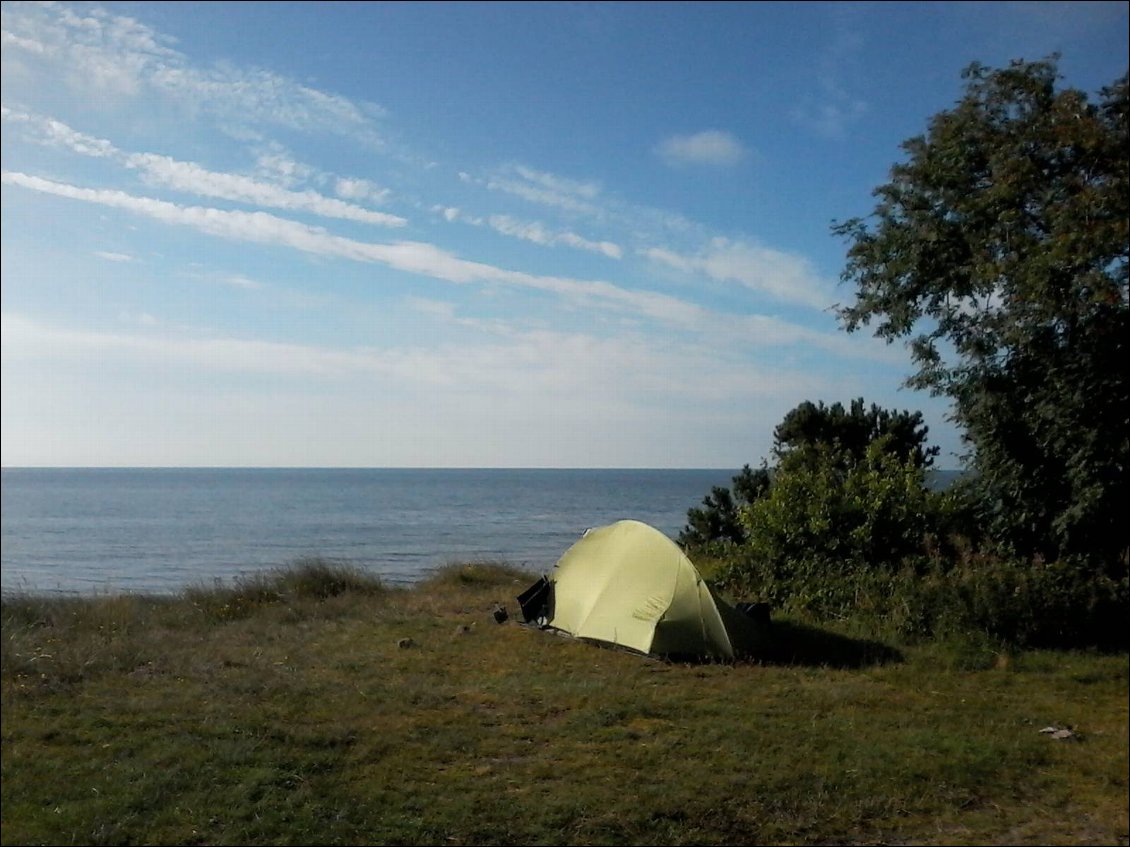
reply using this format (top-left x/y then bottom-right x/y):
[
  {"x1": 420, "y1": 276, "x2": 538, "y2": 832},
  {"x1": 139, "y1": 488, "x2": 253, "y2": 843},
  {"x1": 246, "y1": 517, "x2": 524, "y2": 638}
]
[{"x1": 2, "y1": 558, "x2": 1127, "y2": 846}]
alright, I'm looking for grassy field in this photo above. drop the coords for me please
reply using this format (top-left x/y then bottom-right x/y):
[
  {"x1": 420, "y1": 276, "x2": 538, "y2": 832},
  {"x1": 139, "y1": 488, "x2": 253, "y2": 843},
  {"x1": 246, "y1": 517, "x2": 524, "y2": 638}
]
[{"x1": 2, "y1": 559, "x2": 1127, "y2": 846}]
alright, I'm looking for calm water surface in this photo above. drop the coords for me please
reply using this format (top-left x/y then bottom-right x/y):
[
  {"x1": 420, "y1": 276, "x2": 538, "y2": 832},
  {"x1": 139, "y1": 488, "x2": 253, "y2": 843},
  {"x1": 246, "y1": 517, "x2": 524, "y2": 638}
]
[{"x1": 1, "y1": 468, "x2": 737, "y2": 596}]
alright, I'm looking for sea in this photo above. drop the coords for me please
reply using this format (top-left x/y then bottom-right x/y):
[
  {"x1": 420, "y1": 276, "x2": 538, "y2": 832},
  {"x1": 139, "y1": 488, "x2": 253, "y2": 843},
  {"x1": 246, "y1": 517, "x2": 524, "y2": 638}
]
[
  {"x1": 0, "y1": 467, "x2": 741, "y2": 597},
  {"x1": 1, "y1": 467, "x2": 966, "y2": 598}
]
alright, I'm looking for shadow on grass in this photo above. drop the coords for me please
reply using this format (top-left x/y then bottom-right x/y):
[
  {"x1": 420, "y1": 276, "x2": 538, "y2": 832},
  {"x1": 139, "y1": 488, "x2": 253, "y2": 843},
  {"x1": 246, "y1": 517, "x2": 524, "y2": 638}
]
[{"x1": 754, "y1": 620, "x2": 903, "y2": 669}]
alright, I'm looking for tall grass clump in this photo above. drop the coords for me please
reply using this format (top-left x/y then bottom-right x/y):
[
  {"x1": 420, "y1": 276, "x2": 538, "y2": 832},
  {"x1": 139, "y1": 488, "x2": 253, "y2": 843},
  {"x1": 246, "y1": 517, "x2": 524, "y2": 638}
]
[
  {"x1": 420, "y1": 561, "x2": 535, "y2": 589},
  {"x1": 881, "y1": 551, "x2": 1128, "y2": 650},
  {"x1": 2, "y1": 558, "x2": 393, "y2": 691},
  {"x1": 1, "y1": 592, "x2": 174, "y2": 685},
  {"x1": 183, "y1": 556, "x2": 388, "y2": 622}
]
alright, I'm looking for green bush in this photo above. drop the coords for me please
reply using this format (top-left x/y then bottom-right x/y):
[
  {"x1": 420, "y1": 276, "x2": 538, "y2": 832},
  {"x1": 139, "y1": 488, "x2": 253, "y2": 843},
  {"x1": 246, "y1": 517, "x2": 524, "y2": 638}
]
[
  {"x1": 814, "y1": 550, "x2": 1128, "y2": 650},
  {"x1": 716, "y1": 438, "x2": 937, "y2": 617},
  {"x1": 913, "y1": 552, "x2": 1125, "y2": 649},
  {"x1": 747, "y1": 439, "x2": 933, "y2": 566},
  {"x1": 678, "y1": 464, "x2": 771, "y2": 551},
  {"x1": 710, "y1": 438, "x2": 1127, "y2": 648}
]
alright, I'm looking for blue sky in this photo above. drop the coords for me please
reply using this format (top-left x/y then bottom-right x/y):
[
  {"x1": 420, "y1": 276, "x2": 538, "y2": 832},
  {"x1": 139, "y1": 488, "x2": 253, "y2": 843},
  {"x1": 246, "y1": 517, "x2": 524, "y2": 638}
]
[{"x1": 2, "y1": 1, "x2": 1127, "y2": 468}]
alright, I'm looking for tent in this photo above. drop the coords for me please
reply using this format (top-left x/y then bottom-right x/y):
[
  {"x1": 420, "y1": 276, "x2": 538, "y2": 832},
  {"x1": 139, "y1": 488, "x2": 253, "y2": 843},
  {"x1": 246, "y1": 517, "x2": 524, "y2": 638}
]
[{"x1": 517, "y1": 519, "x2": 768, "y2": 661}]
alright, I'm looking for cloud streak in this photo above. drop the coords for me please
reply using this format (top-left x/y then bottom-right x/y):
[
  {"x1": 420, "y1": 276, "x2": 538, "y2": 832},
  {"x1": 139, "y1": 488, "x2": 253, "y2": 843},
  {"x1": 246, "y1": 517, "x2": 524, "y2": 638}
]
[
  {"x1": 1, "y1": 311, "x2": 826, "y2": 407},
  {"x1": 656, "y1": 130, "x2": 747, "y2": 166},
  {"x1": 486, "y1": 214, "x2": 622, "y2": 259},
  {"x1": 0, "y1": 108, "x2": 406, "y2": 227},
  {"x1": 1, "y1": 2, "x2": 386, "y2": 145},
  {"x1": 643, "y1": 238, "x2": 834, "y2": 309},
  {"x1": 3, "y1": 170, "x2": 896, "y2": 365}
]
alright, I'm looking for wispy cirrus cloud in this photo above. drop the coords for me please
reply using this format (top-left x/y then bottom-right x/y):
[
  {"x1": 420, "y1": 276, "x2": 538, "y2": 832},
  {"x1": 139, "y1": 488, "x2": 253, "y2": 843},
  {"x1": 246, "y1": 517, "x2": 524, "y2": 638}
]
[
  {"x1": 1, "y1": 2, "x2": 386, "y2": 145},
  {"x1": 486, "y1": 214, "x2": 622, "y2": 259},
  {"x1": 0, "y1": 108, "x2": 405, "y2": 226},
  {"x1": 334, "y1": 176, "x2": 391, "y2": 205},
  {"x1": 655, "y1": 130, "x2": 747, "y2": 167},
  {"x1": 790, "y1": 28, "x2": 868, "y2": 137},
  {"x1": 95, "y1": 250, "x2": 134, "y2": 263},
  {"x1": 118, "y1": 311, "x2": 158, "y2": 326},
  {"x1": 510, "y1": 165, "x2": 602, "y2": 199},
  {"x1": 0, "y1": 170, "x2": 687, "y2": 323},
  {"x1": 220, "y1": 274, "x2": 265, "y2": 290},
  {"x1": 483, "y1": 164, "x2": 606, "y2": 217},
  {"x1": 791, "y1": 82, "x2": 867, "y2": 138},
  {"x1": 472, "y1": 159, "x2": 713, "y2": 263},
  {"x1": 430, "y1": 205, "x2": 620, "y2": 259},
  {"x1": 4, "y1": 170, "x2": 896, "y2": 364},
  {"x1": 643, "y1": 237, "x2": 834, "y2": 309},
  {"x1": 126, "y1": 153, "x2": 406, "y2": 226},
  {"x1": 0, "y1": 310, "x2": 826, "y2": 407}
]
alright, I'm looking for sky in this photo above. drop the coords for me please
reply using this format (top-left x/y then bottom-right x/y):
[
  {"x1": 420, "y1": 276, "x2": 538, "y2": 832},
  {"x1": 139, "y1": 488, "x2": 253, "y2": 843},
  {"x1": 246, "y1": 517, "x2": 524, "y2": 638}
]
[{"x1": 2, "y1": 1, "x2": 1127, "y2": 469}]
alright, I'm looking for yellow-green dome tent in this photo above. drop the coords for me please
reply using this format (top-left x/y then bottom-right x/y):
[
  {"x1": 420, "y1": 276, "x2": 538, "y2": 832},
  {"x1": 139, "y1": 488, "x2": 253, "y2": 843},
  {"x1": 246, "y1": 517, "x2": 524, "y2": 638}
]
[{"x1": 517, "y1": 519, "x2": 767, "y2": 661}]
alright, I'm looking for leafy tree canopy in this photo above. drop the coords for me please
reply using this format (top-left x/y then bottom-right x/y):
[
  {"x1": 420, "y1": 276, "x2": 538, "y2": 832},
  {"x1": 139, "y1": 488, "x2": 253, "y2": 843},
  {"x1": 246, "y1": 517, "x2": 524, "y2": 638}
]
[
  {"x1": 678, "y1": 464, "x2": 770, "y2": 550},
  {"x1": 728, "y1": 437, "x2": 935, "y2": 614},
  {"x1": 773, "y1": 398, "x2": 938, "y2": 468},
  {"x1": 832, "y1": 56, "x2": 1128, "y2": 565},
  {"x1": 679, "y1": 397, "x2": 936, "y2": 550}
]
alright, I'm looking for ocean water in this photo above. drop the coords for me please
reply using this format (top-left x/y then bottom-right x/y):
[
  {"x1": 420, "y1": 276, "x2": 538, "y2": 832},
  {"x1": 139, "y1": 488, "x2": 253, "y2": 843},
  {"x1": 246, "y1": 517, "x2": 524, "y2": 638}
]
[{"x1": 0, "y1": 468, "x2": 738, "y2": 597}]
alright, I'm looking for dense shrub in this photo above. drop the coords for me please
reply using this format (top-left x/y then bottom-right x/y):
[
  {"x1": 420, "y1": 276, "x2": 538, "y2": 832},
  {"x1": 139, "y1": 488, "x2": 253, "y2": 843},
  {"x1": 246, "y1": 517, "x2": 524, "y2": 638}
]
[
  {"x1": 678, "y1": 464, "x2": 771, "y2": 551},
  {"x1": 721, "y1": 541, "x2": 1127, "y2": 650},
  {"x1": 715, "y1": 438, "x2": 937, "y2": 617}
]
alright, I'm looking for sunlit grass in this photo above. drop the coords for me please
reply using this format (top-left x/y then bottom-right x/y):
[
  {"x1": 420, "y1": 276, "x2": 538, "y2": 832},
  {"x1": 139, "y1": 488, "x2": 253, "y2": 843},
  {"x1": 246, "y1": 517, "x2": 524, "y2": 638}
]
[{"x1": 3, "y1": 559, "x2": 1127, "y2": 846}]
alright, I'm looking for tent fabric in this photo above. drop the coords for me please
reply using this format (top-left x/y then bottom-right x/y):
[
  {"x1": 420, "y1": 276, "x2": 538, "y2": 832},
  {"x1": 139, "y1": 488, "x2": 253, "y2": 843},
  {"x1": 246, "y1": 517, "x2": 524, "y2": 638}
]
[{"x1": 520, "y1": 519, "x2": 764, "y2": 660}]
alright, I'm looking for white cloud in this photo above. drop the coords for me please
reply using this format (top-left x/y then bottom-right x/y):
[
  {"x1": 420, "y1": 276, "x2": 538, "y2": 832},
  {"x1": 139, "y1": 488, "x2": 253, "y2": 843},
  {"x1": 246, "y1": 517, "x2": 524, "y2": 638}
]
[
  {"x1": 790, "y1": 28, "x2": 868, "y2": 138},
  {"x1": 433, "y1": 205, "x2": 462, "y2": 222},
  {"x1": 0, "y1": 108, "x2": 118, "y2": 157},
  {"x1": 487, "y1": 214, "x2": 622, "y2": 259},
  {"x1": 1, "y1": 29, "x2": 48, "y2": 55},
  {"x1": 0, "y1": 311, "x2": 821, "y2": 407},
  {"x1": 791, "y1": 91, "x2": 867, "y2": 138},
  {"x1": 125, "y1": 152, "x2": 407, "y2": 227},
  {"x1": 470, "y1": 160, "x2": 701, "y2": 251},
  {"x1": 95, "y1": 251, "x2": 134, "y2": 263},
  {"x1": 2, "y1": 307, "x2": 902, "y2": 468},
  {"x1": 221, "y1": 274, "x2": 264, "y2": 290},
  {"x1": 1, "y1": 312, "x2": 390, "y2": 379},
  {"x1": 486, "y1": 165, "x2": 605, "y2": 217},
  {"x1": 252, "y1": 150, "x2": 317, "y2": 188},
  {"x1": 512, "y1": 165, "x2": 602, "y2": 199},
  {"x1": 404, "y1": 296, "x2": 458, "y2": 321},
  {"x1": 643, "y1": 237, "x2": 833, "y2": 309},
  {"x1": 1, "y1": 2, "x2": 386, "y2": 145},
  {"x1": 4, "y1": 171, "x2": 897, "y2": 365},
  {"x1": 0, "y1": 110, "x2": 406, "y2": 227},
  {"x1": 334, "y1": 176, "x2": 390, "y2": 204},
  {"x1": 655, "y1": 130, "x2": 746, "y2": 167},
  {"x1": 118, "y1": 311, "x2": 158, "y2": 326}
]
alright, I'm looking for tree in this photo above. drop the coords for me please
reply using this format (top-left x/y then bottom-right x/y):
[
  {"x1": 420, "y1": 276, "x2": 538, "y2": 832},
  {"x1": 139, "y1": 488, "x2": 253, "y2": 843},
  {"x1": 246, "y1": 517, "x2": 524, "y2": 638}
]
[
  {"x1": 678, "y1": 464, "x2": 770, "y2": 549},
  {"x1": 678, "y1": 397, "x2": 934, "y2": 550},
  {"x1": 832, "y1": 57, "x2": 1128, "y2": 567},
  {"x1": 772, "y1": 398, "x2": 938, "y2": 468}
]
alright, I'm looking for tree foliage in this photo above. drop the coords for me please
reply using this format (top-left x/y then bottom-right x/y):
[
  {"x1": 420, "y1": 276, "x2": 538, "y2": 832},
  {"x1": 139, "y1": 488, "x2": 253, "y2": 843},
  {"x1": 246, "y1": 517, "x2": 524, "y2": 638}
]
[
  {"x1": 725, "y1": 438, "x2": 935, "y2": 616},
  {"x1": 832, "y1": 57, "x2": 1129, "y2": 566},
  {"x1": 773, "y1": 398, "x2": 938, "y2": 467},
  {"x1": 679, "y1": 397, "x2": 935, "y2": 551},
  {"x1": 678, "y1": 464, "x2": 770, "y2": 549}
]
